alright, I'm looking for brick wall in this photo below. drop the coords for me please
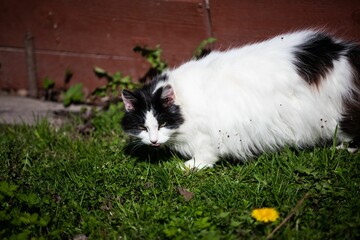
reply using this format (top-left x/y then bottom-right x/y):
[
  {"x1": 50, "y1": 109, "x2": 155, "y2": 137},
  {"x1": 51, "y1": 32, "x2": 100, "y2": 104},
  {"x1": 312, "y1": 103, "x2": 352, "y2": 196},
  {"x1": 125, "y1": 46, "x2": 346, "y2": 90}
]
[{"x1": 0, "y1": 0, "x2": 359, "y2": 94}]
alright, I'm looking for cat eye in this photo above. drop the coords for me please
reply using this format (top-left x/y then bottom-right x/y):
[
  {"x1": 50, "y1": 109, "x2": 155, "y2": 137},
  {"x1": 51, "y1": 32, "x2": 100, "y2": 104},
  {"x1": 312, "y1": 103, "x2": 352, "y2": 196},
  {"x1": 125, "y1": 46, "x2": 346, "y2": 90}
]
[
  {"x1": 158, "y1": 122, "x2": 167, "y2": 129},
  {"x1": 138, "y1": 126, "x2": 148, "y2": 131}
]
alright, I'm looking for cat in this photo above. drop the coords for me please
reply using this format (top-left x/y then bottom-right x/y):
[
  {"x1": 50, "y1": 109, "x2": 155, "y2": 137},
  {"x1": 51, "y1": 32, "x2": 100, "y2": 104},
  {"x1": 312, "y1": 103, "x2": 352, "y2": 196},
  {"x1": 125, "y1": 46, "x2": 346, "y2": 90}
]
[{"x1": 121, "y1": 29, "x2": 360, "y2": 169}]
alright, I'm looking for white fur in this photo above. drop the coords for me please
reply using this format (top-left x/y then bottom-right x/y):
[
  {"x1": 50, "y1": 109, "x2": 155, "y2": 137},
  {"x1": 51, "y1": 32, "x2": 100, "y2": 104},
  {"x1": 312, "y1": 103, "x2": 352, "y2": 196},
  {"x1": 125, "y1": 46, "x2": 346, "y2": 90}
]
[
  {"x1": 148, "y1": 30, "x2": 354, "y2": 169},
  {"x1": 141, "y1": 110, "x2": 176, "y2": 146}
]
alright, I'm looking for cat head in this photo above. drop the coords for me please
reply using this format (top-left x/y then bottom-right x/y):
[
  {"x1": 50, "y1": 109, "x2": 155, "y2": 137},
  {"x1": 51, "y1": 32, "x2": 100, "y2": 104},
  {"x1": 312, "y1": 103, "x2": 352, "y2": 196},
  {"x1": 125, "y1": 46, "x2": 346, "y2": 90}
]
[{"x1": 121, "y1": 81, "x2": 184, "y2": 147}]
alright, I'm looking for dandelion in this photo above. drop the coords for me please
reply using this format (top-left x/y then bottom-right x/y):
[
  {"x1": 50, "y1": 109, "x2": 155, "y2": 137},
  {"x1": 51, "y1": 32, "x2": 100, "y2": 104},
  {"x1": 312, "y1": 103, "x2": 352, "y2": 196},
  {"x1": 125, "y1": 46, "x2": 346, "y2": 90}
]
[{"x1": 251, "y1": 207, "x2": 279, "y2": 223}]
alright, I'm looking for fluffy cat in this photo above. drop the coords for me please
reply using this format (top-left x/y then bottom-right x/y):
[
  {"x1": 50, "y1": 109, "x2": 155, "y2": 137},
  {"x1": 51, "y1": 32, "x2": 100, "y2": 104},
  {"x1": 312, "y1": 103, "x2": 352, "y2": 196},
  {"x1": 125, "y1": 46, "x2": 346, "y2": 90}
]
[{"x1": 121, "y1": 29, "x2": 360, "y2": 169}]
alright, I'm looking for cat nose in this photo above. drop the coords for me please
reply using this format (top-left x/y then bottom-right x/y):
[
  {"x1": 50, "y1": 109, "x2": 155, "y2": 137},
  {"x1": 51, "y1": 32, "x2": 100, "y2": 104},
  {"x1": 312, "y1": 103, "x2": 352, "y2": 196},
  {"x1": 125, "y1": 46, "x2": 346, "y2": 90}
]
[{"x1": 150, "y1": 139, "x2": 158, "y2": 144}]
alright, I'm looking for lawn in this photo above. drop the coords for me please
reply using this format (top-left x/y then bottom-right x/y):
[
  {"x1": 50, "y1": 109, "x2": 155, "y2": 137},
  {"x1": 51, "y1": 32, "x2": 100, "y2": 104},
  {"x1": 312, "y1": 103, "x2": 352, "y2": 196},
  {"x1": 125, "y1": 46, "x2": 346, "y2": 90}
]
[{"x1": 1, "y1": 103, "x2": 360, "y2": 239}]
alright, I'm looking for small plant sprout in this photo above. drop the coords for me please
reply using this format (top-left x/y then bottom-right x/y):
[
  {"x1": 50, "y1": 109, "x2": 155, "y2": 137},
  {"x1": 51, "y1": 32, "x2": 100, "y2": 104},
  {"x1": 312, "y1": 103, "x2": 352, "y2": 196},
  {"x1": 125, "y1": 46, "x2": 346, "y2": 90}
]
[
  {"x1": 63, "y1": 83, "x2": 85, "y2": 107},
  {"x1": 93, "y1": 66, "x2": 136, "y2": 97},
  {"x1": 193, "y1": 37, "x2": 217, "y2": 59},
  {"x1": 43, "y1": 77, "x2": 55, "y2": 90},
  {"x1": 133, "y1": 45, "x2": 167, "y2": 72},
  {"x1": 133, "y1": 45, "x2": 168, "y2": 83},
  {"x1": 43, "y1": 76, "x2": 56, "y2": 101},
  {"x1": 251, "y1": 208, "x2": 279, "y2": 223}
]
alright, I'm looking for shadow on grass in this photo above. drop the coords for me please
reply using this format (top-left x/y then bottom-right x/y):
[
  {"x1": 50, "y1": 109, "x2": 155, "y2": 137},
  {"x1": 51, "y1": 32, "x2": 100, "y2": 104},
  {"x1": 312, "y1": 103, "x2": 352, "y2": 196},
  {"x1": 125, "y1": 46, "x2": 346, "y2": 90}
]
[
  {"x1": 123, "y1": 140, "x2": 348, "y2": 168},
  {"x1": 124, "y1": 143, "x2": 174, "y2": 164}
]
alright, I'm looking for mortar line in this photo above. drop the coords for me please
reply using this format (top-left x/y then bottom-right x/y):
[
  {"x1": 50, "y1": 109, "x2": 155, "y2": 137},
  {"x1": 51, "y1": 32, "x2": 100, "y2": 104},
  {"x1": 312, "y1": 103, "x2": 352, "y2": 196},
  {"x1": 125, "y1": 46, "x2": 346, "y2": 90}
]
[{"x1": 0, "y1": 46, "x2": 133, "y2": 60}]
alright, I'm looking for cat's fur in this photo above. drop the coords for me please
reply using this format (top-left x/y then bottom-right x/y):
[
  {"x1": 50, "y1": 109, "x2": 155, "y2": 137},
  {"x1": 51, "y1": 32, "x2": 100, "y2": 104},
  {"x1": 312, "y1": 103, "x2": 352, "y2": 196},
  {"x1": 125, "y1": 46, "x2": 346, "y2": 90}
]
[{"x1": 121, "y1": 29, "x2": 360, "y2": 169}]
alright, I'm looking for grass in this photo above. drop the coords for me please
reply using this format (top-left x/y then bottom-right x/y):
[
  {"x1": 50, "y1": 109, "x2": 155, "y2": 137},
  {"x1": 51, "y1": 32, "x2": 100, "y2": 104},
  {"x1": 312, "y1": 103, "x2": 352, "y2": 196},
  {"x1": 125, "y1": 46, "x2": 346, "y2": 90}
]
[{"x1": 1, "y1": 104, "x2": 360, "y2": 239}]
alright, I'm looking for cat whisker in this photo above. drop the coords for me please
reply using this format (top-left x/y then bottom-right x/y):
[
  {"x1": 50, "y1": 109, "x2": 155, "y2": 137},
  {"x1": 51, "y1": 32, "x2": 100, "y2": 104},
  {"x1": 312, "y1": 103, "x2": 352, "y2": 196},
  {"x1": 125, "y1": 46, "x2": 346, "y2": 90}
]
[{"x1": 129, "y1": 140, "x2": 144, "y2": 153}]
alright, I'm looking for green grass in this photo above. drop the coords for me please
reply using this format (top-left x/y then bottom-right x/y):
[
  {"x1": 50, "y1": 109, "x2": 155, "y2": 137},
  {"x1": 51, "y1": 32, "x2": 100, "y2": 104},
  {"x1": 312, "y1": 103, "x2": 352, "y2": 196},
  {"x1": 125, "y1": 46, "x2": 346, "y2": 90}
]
[{"x1": 1, "y1": 105, "x2": 360, "y2": 239}]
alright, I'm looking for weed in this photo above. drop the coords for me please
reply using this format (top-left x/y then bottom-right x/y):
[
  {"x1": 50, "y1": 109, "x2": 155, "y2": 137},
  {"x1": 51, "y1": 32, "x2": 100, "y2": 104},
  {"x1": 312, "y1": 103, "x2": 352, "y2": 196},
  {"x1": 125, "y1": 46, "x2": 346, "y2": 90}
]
[
  {"x1": 133, "y1": 44, "x2": 167, "y2": 72},
  {"x1": 193, "y1": 37, "x2": 217, "y2": 59},
  {"x1": 63, "y1": 83, "x2": 85, "y2": 107},
  {"x1": 43, "y1": 77, "x2": 55, "y2": 91},
  {"x1": 133, "y1": 44, "x2": 168, "y2": 83},
  {"x1": 92, "y1": 67, "x2": 137, "y2": 101}
]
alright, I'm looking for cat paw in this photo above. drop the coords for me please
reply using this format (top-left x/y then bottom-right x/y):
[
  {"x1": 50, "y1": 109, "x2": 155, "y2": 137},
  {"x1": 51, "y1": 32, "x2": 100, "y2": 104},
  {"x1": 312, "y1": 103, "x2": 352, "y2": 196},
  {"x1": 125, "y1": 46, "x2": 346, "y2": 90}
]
[
  {"x1": 336, "y1": 143, "x2": 358, "y2": 153},
  {"x1": 181, "y1": 159, "x2": 214, "y2": 171}
]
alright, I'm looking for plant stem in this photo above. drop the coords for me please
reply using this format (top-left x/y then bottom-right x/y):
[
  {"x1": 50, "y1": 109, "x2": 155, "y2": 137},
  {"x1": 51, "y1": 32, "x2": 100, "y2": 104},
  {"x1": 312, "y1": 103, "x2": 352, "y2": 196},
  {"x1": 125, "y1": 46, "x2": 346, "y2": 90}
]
[{"x1": 267, "y1": 192, "x2": 310, "y2": 239}]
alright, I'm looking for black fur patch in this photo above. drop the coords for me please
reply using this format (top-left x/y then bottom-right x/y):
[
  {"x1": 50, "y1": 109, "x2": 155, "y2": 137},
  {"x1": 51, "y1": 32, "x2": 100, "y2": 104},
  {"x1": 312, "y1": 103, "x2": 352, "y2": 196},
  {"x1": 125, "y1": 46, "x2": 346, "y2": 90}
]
[
  {"x1": 121, "y1": 74, "x2": 184, "y2": 135},
  {"x1": 293, "y1": 32, "x2": 347, "y2": 86},
  {"x1": 339, "y1": 45, "x2": 360, "y2": 145}
]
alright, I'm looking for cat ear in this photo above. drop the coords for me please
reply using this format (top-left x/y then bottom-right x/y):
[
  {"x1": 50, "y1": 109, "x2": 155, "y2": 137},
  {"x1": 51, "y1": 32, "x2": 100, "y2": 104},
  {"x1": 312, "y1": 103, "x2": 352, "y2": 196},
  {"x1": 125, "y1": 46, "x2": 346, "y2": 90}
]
[
  {"x1": 161, "y1": 85, "x2": 175, "y2": 107},
  {"x1": 122, "y1": 90, "x2": 137, "y2": 112}
]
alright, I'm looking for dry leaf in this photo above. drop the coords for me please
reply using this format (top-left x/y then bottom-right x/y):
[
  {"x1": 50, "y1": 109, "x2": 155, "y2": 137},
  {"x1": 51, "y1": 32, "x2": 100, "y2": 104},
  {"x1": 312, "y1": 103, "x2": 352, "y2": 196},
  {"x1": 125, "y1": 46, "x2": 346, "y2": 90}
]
[
  {"x1": 73, "y1": 234, "x2": 88, "y2": 240},
  {"x1": 177, "y1": 187, "x2": 194, "y2": 201}
]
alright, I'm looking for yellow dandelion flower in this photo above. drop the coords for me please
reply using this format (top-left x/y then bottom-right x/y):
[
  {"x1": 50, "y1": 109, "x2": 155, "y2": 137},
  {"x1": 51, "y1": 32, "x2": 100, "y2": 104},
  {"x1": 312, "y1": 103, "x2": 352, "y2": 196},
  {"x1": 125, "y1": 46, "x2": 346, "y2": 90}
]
[{"x1": 251, "y1": 207, "x2": 279, "y2": 223}]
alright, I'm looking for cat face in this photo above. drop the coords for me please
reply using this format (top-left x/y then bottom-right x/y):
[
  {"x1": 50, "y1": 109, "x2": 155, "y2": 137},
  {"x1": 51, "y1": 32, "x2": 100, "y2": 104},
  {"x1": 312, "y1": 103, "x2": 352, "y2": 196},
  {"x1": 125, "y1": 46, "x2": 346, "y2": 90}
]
[{"x1": 121, "y1": 83, "x2": 184, "y2": 147}]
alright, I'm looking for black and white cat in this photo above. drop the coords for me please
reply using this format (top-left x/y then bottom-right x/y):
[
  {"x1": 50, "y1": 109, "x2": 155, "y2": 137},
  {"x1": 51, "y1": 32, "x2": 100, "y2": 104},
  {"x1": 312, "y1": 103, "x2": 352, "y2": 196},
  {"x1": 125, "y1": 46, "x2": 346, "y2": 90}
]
[{"x1": 121, "y1": 29, "x2": 360, "y2": 169}]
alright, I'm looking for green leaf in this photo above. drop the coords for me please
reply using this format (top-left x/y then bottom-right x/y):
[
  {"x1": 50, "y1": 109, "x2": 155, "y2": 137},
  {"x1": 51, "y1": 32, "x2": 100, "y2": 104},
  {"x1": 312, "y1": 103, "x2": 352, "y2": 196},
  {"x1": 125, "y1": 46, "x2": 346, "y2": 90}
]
[
  {"x1": 194, "y1": 217, "x2": 211, "y2": 229},
  {"x1": 9, "y1": 230, "x2": 30, "y2": 240},
  {"x1": 218, "y1": 211, "x2": 230, "y2": 218},
  {"x1": 0, "y1": 181, "x2": 18, "y2": 197},
  {"x1": 133, "y1": 45, "x2": 167, "y2": 71},
  {"x1": 64, "y1": 68, "x2": 74, "y2": 84},
  {"x1": 163, "y1": 227, "x2": 178, "y2": 237},
  {"x1": 17, "y1": 192, "x2": 40, "y2": 206},
  {"x1": 94, "y1": 66, "x2": 106, "y2": 75},
  {"x1": 193, "y1": 37, "x2": 217, "y2": 58},
  {"x1": 94, "y1": 66, "x2": 112, "y2": 82},
  {"x1": 92, "y1": 86, "x2": 107, "y2": 97},
  {"x1": 20, "y1": 213, "x2": 32, "y2": 224},
  {"x1": 0, "y1": 210, "x2": 10, "y2": 221},
  {"x1": 63, "y1": 83, "x2": 85, "y2": 107},
  {"x1": 230, "y1": 220, "x2": 241, "y2": 227},
  {"x1": 27, "y1": 193, "x2": 40, "y2": 205},
  {"x1": 294, "y1": 166, "x2": 316, "y2": 176},
  {"x1": 112, "y1": 72, "x2": 122, "y2": 82},
  {"x1": 43, "y1": 77, "x2": 55, "y2": 90},
  {"x1": 30, "y1": 213, "x2": 39, "y2": 223},
  {"x1": 38, "y1": 215, "x2": 51, "y2": 227}
]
